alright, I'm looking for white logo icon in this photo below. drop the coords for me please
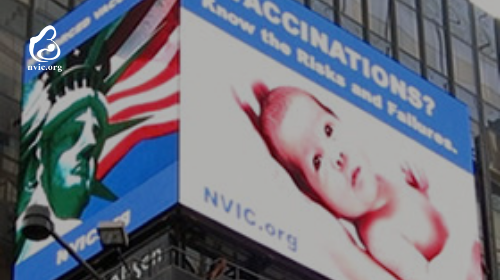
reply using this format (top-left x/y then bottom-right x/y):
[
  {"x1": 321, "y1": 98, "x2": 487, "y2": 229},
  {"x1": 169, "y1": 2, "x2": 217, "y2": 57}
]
[{"x1": 29, "y1": 25, "x2": 61, "y2": 62}]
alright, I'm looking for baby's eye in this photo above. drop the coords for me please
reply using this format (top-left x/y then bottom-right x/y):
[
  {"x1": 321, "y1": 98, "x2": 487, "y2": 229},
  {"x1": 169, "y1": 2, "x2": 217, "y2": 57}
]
[
  {"x1": 313, "y1": 155, "x2": 322, "y2": 171},
  {"x1": 325, "y1": 124, "x2": 333, "y2": 137}
]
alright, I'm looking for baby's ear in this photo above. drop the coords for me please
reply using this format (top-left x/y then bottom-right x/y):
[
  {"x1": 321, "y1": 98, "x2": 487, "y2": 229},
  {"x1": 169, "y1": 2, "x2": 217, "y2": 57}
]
[
  {"x1": 252, "y1": 81, "x2": 269, "y2": 107},
  {"x1": 232, "y1": 87, "x2": 261, "y2": 132},
  {"x1": 401, "y1": 163, "x2": 429, "y2": 196}
]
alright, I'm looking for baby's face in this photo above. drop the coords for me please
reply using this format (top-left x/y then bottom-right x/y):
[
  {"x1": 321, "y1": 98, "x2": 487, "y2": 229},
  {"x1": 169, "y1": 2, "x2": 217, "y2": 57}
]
[{"x1": 272, "y1": 92, "x2": 378, "y2": 218}]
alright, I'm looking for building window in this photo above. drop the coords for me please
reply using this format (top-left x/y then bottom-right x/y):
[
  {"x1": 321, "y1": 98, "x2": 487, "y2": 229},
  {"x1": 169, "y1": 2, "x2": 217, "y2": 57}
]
[
  {"x1": 0, "y1": 30, "x2": 24, "y2": 102},
  {"x1": 340, "y1": 15, "x2": 363, "y2": 39},
  {"x1": 0, "y1": 134, "x2": 18, "y2": 162},
  {"x1": 399, "y1": 50, "x2": 421, "y2": 74},
  {"x1": 36, "y1": 0, "x2": 69, "y2": 21},
  {"x1": 0, "y1": 154, "x2": 18, "y2": 180},
  {"x1": 370, "y1": 32, "x2": 392, "y2": 56},
  {"x1": 397, "y1": 0, "x2": 415, "y2": 9},
  {"x1": 0, "y1": 178, "x2": 17, "y2": 203},
  {"x1": 448, "y1": 0, "x2": 472, "y2": 43},
  {"x1": 339, "y1": 0, "x2": 362, "y2": 24},
  {"x1": 486, "y1": 109, "x2": 500, "y2": 182},
  {"x1": 489, "y1": 139, "x2": 500, "y2": 187},
  {"x1": 0, "y1": 133, "x2": 8, "y2": 150},
  {"x1": 0, "y1": 0, "x2": 28, "y2": 38},
  {"x1": 368, "y1": 0, "x2": 391, "y2": 39},
  {"x1": 480, "y1": 53, "x2": 500, "y2": 108},
  {"x1": 455, "y1": 85, "x2": 479, "y2": 121},
  {"x1": 311, "y1": 0, "x2": 335, "y2": 22},
  {"x1": 423, "y1": 0, "x2": 443, "y2": 23},
  {"x1": 396, "y1": 1, "x2": 419, "y2": 58},
  {"x1": 452, "y1": 36, "x2": 476, "y2": 92},
  {"x1": 427, "y1": 67, "x2": 449, "y2": 91},
  {"x1": 424, "y1": 19, "x2": 448, "y2": 75},
  {"x1": 475, "y1": 10, "x2": 497, "y2": 60}
]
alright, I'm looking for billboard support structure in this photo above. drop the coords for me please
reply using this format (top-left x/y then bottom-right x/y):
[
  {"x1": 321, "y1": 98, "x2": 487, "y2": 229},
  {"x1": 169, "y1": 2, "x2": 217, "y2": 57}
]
[
  {"x1": 21, "y1": 204, "x2": 103, "y2": 280},
  {"x1": 49, "y1": 231, "x2": 103, "y2": 280}
]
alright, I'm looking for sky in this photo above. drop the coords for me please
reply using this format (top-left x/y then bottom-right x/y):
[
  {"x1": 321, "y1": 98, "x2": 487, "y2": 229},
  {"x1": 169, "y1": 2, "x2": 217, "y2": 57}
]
[{"x1": 469, "y1": 0, "x2": 500, "y2": 19}]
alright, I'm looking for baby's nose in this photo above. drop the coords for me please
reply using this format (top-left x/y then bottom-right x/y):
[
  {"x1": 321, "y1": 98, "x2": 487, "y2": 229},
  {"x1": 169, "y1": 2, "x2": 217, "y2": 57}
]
[{"x1": 329, "y1": 150, "x2": 346, "y2": 170}]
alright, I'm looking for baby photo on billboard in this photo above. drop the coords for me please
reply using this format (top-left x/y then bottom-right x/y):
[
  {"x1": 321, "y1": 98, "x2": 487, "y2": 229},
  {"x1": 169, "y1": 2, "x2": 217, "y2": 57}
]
[{"x1": 232, "y1": 81, "x2": 482, "y2": 280}]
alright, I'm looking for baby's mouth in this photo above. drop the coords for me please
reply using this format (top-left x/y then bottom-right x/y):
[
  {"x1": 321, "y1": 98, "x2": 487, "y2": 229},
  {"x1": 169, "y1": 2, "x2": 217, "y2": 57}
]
[{"x1": 351, "y1": 167, "x2": 361, "y2": 187}]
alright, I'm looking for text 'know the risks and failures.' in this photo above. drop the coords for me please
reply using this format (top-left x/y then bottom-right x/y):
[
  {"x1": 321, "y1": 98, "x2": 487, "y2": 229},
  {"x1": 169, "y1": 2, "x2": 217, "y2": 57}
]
[{"x1": 201, "y1": 0, "x2": 458, "y2": 155}]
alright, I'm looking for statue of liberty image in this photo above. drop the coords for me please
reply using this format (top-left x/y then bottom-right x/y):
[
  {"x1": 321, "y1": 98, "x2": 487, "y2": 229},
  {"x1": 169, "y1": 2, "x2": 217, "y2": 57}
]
[
  {"x1": 16, "y1": 22, "x2": 152, "y2": 260},
  {"x1": 19, "y1": 38, "x2": 115, "y2": 217}
]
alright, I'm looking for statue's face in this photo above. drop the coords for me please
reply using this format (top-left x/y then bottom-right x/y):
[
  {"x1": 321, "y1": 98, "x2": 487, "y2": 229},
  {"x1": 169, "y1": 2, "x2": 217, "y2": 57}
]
[{"x1": 41, "y1": 107, "x2": 103, "y2": 218}]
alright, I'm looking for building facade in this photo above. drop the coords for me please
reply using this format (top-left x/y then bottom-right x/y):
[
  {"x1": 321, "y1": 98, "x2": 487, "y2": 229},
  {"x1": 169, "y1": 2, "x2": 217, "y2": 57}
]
[{"x1": 2, "y1": 0, "x2": 500, "y2": 279}]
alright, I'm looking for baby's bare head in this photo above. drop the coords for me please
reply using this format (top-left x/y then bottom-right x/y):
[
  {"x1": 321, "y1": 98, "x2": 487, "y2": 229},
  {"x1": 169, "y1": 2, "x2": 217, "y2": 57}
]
[
  {"x1": 249, "y1": 83, "x2": 380, "y2": 219},
  {"x1": 253, "y1": 83, "x2": 335, "y2": 202}
]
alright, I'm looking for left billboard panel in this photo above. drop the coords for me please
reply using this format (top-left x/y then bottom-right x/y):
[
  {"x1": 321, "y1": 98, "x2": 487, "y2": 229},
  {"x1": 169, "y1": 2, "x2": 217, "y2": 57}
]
[{"x1": 16, "y1": 0, "x2": 180, "y2": 279}]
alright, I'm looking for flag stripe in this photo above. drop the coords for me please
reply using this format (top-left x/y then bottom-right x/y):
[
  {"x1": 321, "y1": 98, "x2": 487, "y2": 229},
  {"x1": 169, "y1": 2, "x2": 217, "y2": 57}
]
[
  {"x1": 116, "y1": 5, "x2": 179, "y2": 82},
  {"x1": 108, "y1": 51, "x2": 179, "y2": 103},
  {"x1": 106, "y1": 0, "x2": 157, "y2": 56},
  {"x1": 110, "y1": 91, "x2": 179, "y2": 123},
  {"x1": 107, "y1": 32, "x2": 179, "y2": 98},
  {"x1": 108, "y1": 76, "x2": 178, "y2": 116}
]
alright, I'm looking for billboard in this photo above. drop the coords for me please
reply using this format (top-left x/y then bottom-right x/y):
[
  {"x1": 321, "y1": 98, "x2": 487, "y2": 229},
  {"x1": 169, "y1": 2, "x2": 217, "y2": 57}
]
[
  {"x1": 16, "y1": 0, "x2": 179, "y2": 279},
  {"x1": 179, "y1": 1, "x2": 482, "y2": 280}
]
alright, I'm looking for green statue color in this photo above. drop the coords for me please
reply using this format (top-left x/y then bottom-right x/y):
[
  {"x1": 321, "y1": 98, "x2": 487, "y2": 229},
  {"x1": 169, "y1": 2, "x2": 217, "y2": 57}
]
[
  {"x1": 18, "y1": 63, "x2": 113, "y2": 218},
  {"x1": 16, "y1": 23, "x2": 151, "y2": 262},
  {"x1": 34, "y1": 83, "x2": 108, "y2": 218}
]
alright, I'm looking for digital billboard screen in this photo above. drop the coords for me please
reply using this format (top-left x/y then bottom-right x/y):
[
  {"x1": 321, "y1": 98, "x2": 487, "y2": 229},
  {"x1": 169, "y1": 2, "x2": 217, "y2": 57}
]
[
  {"x1": 16, "y1": 0, "x2": 179, "y2": 279},
  {"x1": 179, "y1": 1, "x2": 482, "y2": 280}
]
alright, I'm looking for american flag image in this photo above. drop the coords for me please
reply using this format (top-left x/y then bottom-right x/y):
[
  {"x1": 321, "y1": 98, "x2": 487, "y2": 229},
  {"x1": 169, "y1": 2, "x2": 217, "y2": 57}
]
[{"x1": 96, "y1": 0, "x2": 180, "y2": 179}]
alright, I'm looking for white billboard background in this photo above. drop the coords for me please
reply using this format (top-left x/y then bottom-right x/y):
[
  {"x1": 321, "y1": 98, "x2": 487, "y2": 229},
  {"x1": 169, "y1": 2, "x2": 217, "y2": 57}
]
[{"x1": 180, "y1": 9, "x2": 480, "y2": 280}]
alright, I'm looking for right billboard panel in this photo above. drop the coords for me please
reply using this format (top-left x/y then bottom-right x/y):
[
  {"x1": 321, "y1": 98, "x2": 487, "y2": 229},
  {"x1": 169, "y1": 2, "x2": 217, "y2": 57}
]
[{"x1": 180, "y1": 1, "x2": 482, "y2": 280}]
